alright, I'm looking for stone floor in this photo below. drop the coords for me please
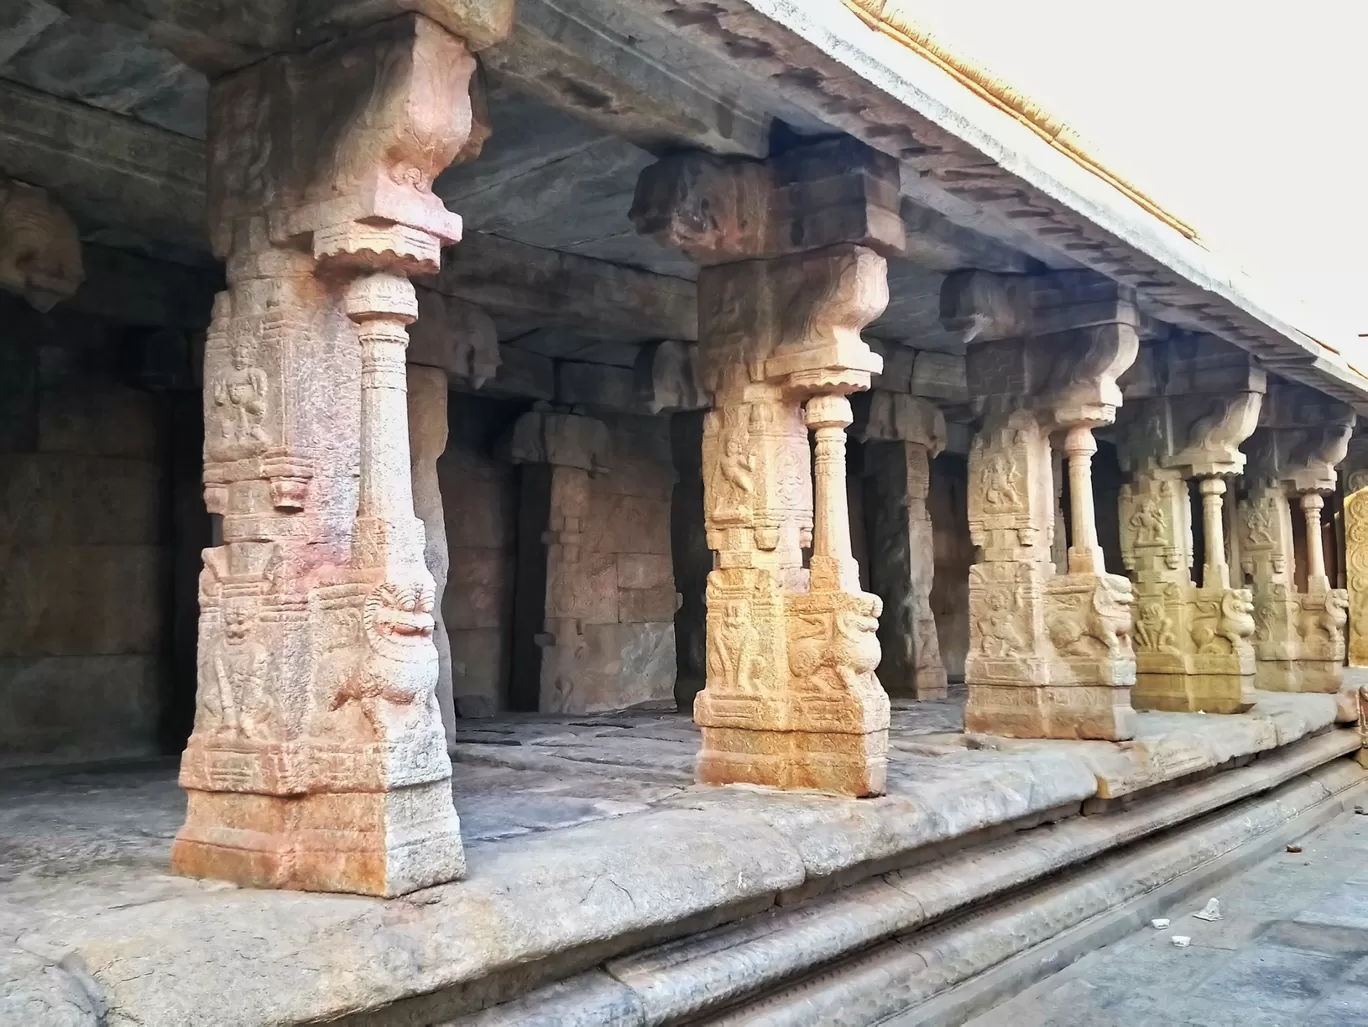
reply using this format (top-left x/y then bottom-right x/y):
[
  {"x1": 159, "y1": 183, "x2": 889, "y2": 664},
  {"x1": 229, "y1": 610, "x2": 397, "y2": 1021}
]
[
  {"x1": 0, "y1": 687, "x2": 1357, "y2": 1026},
  {"x1": 967, "y1": 805, "x2": 1368, "y2": 1027}
]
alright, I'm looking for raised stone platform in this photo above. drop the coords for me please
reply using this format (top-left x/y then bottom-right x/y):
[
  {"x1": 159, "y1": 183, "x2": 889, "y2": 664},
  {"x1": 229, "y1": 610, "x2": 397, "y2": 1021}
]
[{"x1": 0, "y1": 689, "x2": 1359, "y2": 1026}]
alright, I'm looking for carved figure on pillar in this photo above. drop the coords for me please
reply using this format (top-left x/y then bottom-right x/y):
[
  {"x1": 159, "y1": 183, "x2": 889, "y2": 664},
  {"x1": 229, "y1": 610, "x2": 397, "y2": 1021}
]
[
  {"x1": 861, "y1": 391, "x2": 949, "y2": 700},
  {"x1": 1113, "y1": 335, "x2": 1264, "y2": 713},
  {"x1": 633, "y1": 139, "x2": 899, "y2": 794},
  {"x1": 175, "y1": 11, "x2": 511, "y2": 897},
  {"x1": 1237, "y1": 383, "x2": 1354, "y2": 693},
  {"x1": 1343, "y1": 435, "x2": 1368, "y2": 667},
  {"x1": 942, "y1": 270, "x2": 1139, "y2": 739}
]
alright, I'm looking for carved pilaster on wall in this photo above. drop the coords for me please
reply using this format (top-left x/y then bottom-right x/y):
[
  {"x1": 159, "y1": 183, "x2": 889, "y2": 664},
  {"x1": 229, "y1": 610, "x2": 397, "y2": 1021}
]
[
  {"x1": 175, "y1": 9, "x2": 513, "y2": 898},
  {"x1": 633, "y1": 138, "x2": 898, "y2": 795},
  {"x1": 0, "y1": 176, "x2": 84, "y2": 311},
  {"x1": 941, "y1": 269, "x2": 1140, "y2": 739},
  {"x1": 1237, "y1": 382, "x2": 1355, "y2": 694},
  {"x1": 1111, "y1": 335, "x2": 1264, "y2": 714}
]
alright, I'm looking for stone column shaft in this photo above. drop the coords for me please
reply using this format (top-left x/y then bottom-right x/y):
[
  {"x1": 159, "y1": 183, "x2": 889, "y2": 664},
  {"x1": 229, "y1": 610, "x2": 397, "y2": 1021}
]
[
  {"x1": 1064, "y1": 425, "x2": 1103, "y2": 575},
  {"x1": 1200, "y1": 477, "x2": 1230, "y2": 590},
  {"x1": 808, "y1": 394, "x2": 860, "y2": 592},
  {"x1": 1302, "y1": 492, "x2": 1329, "y2": 592}
]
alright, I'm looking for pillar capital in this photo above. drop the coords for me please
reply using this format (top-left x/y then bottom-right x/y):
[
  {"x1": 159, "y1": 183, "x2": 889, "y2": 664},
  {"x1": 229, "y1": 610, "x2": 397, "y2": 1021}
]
[
  {"x1": 630, "y1": 138, "x2": 904, "y2": 265},
  {"x1": 860, "y1": 391, "x2": 946, "y2": 454},
  {"x1": 942, "y1": 269, "x2": 1139, "y2": 431},
  {"x1": 502, "y1": 408, "x2": 611, "y2": 475},
  {"x1": 0, "y1": 176, "x2": 84, "y2": 311}
]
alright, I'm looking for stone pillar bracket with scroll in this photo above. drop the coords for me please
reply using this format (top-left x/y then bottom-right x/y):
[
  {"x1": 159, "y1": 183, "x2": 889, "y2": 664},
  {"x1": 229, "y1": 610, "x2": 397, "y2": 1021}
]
[
  {"x1": 633, "y1": 138, "x2": 900, "y2": 795},
  {"x1": 0, "y1": 176, "x2": 84, "y2": 311},
  {"x1": 1238, "y1": 383, "x2": 1353, "y2": 694},
  {"x1": 943, "y1": 269, "x2": 1140, "y2": 739},
  {"x1": 1114, "y1": 337, "x2": 1263, "y2": 714},
  {"x1": 174, "y1": 9, "x2": 512, "y2": 897}
]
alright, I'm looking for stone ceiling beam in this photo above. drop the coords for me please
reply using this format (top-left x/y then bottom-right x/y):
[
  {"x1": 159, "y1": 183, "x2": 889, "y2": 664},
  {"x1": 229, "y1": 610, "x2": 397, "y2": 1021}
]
[
  {"x1": 420, "y1": 232, "x2": 698, "y2": 341},
  {"x1": 0, "y1": 79, "x2": 205, "y2": 250}
]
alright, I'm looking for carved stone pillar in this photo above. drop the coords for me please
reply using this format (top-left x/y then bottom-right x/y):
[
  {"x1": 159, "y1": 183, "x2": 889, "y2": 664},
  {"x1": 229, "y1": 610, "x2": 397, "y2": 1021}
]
[
  {"x1": 407, "y1": 292, "x2": 501, "y2": 745},
  {"x1": 862, "y1": 391, "x2": 949, "y2": 700},
  {"x1": 174, "y1": 11, "x2": 509, "y2": 896},
  {"x1": 1344, "y1": 441, "x2": 1368, "y2": 667},
  {"x1": 406, "y1": 364, "x2": 454, "y2": 748},
  {"x1": 633, "y1": 139, "x2": 899, "y2": 794},
  {"x1": 941, "y1": 270, "x2": 1138, "y2": 739},
  {"x1": 1114, "y1": 336, "x2": 1262, "y2": 713},
  {"x1": 1238, "y1": 383, "x2": 1353, "y2": 693}
]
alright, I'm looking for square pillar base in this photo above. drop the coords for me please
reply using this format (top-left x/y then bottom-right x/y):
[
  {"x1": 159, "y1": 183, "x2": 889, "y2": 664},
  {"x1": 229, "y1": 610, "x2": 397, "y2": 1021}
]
[
  {"x1": 695, "y1": 724, "x2": 888, "y2": 796},
  {"x1": 1132, "y1": 669, "x2": 1257, "y2": 714},
  {"x1": 964, "y1": 684, "x2": 1135, "y2": 740},
  {"x1": 171, "y1": 781, "x2": 465, "y2": 897}
]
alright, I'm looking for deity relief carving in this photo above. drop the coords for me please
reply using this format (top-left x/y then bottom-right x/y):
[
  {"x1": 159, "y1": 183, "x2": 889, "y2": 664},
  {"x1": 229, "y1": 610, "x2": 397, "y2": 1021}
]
[
  {"x1": 707, "y1": 599, "x2": 764, "y2": 693},
  {"x1": 712, "y1": 409, "x2": 755, "y2": 524},
  {"x1": 203, "y1": 597, "x2": 275, "y2": 741},
  {"x1": 981, "y1": 452, "x2": 1022, "y2": 508},
  {"x1": 1134, "y1": 599, "x2": 1177, "y2": 652},
  {"x1": 1129, "y1": 495, "x2": 1166, "y2": 546},
  {"x1": 214, "y1": 330, "x2": 271, "y2": 452},
  {"x1": 975, "y1": 588, "x2": 1024, "y2": 657}
]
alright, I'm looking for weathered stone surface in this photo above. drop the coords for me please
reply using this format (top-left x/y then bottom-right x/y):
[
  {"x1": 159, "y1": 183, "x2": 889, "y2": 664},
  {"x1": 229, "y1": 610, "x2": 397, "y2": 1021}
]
[
  {"x1": 4, "y1": 695, "x2": 1361, "y2": 1027},
  {"x1": 0, "y1": 454, "x2": 163, "y2": 545},
  {"x1": 635, "y1": 339, "x2": 708, "y2": 413},
  {"x1": 0, "y1": 654, "x2": 159, "y2": 766},
  {"x1": 1345, "y1": 443, "x2": 1368, "y2": 668},
  {"x1": 947, "y1": 270, "x2": 1140, "y2": 739},
  {"x1": 0, "y1": 544, "x2": 164, "y2": 657}
]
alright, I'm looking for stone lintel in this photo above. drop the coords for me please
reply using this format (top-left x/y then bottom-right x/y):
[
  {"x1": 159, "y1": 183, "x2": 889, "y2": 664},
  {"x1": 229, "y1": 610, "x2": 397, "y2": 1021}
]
[
  {"x1": 1121, "y1": 333, "x2": 1268, "y2": 401},
  {"x1": 410, "y1": 288, "x2": 500, "y2": 387},
  {"x1": 49, "y1": 0, "x2": 513, "y2": 75},
  {"x1": 631, "y1": 138, "x2": 904, "y2": 266},
  {"x1": 861, "y1": 391, "x2": 946, "y2": 453},
  {"x1": 502, "y1": 408, "x2": 611, "y2": 473}
]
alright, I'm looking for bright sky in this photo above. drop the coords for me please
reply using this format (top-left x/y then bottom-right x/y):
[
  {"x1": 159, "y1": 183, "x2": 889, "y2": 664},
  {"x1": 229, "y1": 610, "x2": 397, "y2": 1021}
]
[{"x1": 897, "y1": 1, "x2": 1368, "y2": 345}]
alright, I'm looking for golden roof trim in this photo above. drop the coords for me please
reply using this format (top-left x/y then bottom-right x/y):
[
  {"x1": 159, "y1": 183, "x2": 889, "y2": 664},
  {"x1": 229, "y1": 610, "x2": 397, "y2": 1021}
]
[{"x1": 842, "y1": 0, "x2": 1199, "y2": 241}]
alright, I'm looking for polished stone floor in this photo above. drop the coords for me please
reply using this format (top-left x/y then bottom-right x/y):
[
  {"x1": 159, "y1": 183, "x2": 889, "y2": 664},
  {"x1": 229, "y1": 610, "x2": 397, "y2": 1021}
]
[{"x1": 968, "y1": 805, "x2": 1368, "y2": 1027}]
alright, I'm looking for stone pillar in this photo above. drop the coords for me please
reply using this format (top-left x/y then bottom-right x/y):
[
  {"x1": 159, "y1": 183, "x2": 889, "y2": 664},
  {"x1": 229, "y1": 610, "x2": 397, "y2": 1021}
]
[
  {"x1": 941, "y1": 270, "x2": 1138, "y2": 739},
  {"x1": 1344, "y1": 445, "x2": 1368, "y2": 667},
  {"x1": 862, "y1": 391, "x2": 949, "y2": 700},
  {"x1": 406, "y1": 365, "x2": 454, "y2": 748},
  {"x1": 173, "y1": 11, "x2": 508, "y2": 896},
  {"x1": 633, "y1": 139, "x2": 900, "y2": 795},
  {"x1": 407, "y1": 291, "x2": 500, "y2": 745},
  {"x1": 1114, "y1": 337, "x2": 1262, "y2": 713},
  {"x1": 1238, "y1": 383, "x2": 1353, "y2": 693}
]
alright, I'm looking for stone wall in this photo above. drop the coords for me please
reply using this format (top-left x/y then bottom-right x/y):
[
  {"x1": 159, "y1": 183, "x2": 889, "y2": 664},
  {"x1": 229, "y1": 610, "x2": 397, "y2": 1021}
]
[
  {"x1": 439, "y1": 392, "x2": 525, "y2": 719},
  {"x1": 0, "y1": 295, "x2": 170, "y2": 766},
  {"x1": 929, "y1": 452, "x2": 972, "y2": 683},
  {"x1": 538, "y1": 412, "x2": 678, "y2": 714}
]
